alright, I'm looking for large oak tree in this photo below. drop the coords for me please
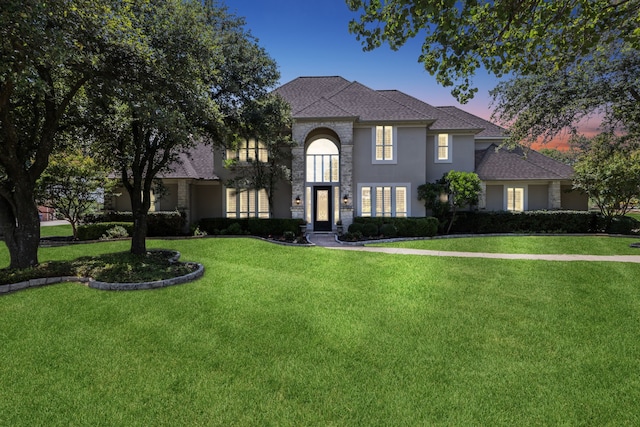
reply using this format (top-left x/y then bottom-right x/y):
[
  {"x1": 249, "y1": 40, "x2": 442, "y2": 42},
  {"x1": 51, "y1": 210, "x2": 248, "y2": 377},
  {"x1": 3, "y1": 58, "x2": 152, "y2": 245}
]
[
  {"x1": 0, "y1": 0, "x2": 137, "y2": 268},
  {"x1": 347, "y1": 0, "x2": 640, "y2": 143},
  {"x1": 89, "y1": 0, "x2": 279, "y2": 254}
]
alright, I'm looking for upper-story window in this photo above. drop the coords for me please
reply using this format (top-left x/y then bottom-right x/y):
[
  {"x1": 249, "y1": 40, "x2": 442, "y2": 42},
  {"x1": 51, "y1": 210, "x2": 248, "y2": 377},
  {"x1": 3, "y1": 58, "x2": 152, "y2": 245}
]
[
  {"x1": 227, "y1": 138, "x2": 267, "y2": 162},
  {"x1": 373, "y1": 126, "x2": 397, "y2": 164},
  {"x1": 306, "y1": 138, "x2": 339, "y2": 183},
  {"x1": 435, "y1": 134, "x2": 452, "y2": 163}
]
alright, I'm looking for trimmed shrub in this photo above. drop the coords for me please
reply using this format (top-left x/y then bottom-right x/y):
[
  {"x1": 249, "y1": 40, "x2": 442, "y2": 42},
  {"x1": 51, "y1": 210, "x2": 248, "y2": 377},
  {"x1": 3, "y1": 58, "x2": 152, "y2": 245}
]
[
  {"x1": 84, "y1": 211, "x2": 185, "y2": 236},
  {"x1": 198, "y1": 217, "x2": 304, "y2": 237},
  {"x1": 448, "y1": 210, "x2": 600, "y2": 234},
  {"x1": 100, "y1": 225, "x2": 129, "y2": 240},
  {"x1": 224, "y1": 222, "x2": 244, "y2": 235},
  {"x1": 350, "y1": 217, "x2": 438, "y2": 238},
  {"x1": 77, "y1": 222, "x2": 134, "y2": 241},
  {"x1": 348, "y1": 222, "x2": 364, "y2": 234},
  {"x1": 362, "y1": 223, "x2": 379, "y2": 237},
  {"x1": 379, "y1": 223, "x2": 398, "y2": 238},
  {"x1": 607, "y1": 216, "x2": 640, "y2": 235},
  {"x1": 415, "y1": 217, "x2": 438, "y2": 237}
]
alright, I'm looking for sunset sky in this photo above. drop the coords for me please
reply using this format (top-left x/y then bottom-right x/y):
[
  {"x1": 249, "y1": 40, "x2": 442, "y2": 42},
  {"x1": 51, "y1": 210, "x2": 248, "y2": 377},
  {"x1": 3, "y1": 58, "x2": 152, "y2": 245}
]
[{"x1": 230, "y1": 0, "x2": 600, "y2": 150}]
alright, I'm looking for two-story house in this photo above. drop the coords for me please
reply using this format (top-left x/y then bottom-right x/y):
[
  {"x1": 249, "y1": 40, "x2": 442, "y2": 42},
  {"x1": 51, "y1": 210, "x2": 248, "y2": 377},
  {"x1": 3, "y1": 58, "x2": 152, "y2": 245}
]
[{"x1": 108, "y1": 76, "x2": 588, "y2": 232}]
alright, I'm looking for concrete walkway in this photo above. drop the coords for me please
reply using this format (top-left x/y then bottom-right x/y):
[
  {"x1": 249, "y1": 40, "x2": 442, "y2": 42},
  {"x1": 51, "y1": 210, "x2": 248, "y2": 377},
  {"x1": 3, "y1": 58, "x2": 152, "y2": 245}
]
[{"x1": 307, "y1": 233, "x2": 640, "y2": 264}]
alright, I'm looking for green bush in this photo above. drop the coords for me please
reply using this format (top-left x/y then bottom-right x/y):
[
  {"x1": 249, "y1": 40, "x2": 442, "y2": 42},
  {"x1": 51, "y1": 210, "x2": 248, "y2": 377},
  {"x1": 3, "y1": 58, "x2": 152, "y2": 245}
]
[
  {"x1": 85, "y1": 211, "x2": 185, "y2": 236},
  {"x1": 100, "y1": 225, "x2": 129, "y2": 240},
  {"x1": 198, "y1": 218, "x2": 304, "y2": 237},
  {"x1": 351, "y1": 217, "x2": 438, "y2": 238},
  {"x1": 606, "y1": 216, "x2": 640, "y2": 234},
  {"x1": 77, "y1": 222, "x2": 134, "y2": 241},
  {"x1": 362, "y1": 223, "x2": 379, "y2": 237},
  {"x1": 348, "y1": 222, "x2": 364, "y2": 234},
  {"x1": 448, "y1": 211, "x2": 600, "y2": 234},
  {"x1": 379, "y1": 223, "x2": 398, "y2": 238},
  {"x1": 224, "y1": 223, "x2": 244, "y2": 235},
  {"x1": 415, "y1": 217, "x2": 439, "y2": 237}
]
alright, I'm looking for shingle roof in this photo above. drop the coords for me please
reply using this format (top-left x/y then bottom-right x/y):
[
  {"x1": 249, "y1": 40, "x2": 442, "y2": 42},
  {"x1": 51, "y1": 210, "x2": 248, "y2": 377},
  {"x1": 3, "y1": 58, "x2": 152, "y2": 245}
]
[
  {"x1": 160, "y1": 141, "x2": 218, "y2": 180},
  {"x1": 378, "y1": 90, "x2": 478, "y2": 131},
  {"x1": 275, "y1": 76, "x2": 504, "y2": 133},
  {"x1": 275, "y1": 76, "x2": 434, "y2": 122},
  {"x1": 475, "y1": 144, "x2": 574, "y2": 180},
  {"x1": 437, "y1": 106, "x2": 507, "y2": 138}
]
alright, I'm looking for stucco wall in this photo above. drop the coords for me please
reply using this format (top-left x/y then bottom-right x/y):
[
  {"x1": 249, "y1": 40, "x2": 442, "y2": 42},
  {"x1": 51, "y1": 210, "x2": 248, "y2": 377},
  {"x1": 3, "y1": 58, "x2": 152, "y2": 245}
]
[
  {"x1": 485, "y1": 185, "x2": 503, "y2": 211},
  {"x1": 352, "y1": 125, "x2": 427, "y2": 217},
  {"x1": 157, "y1": 183, "x2": 178, "y2": 211},
  {"x1": 426, "y1": 133, "x2": 476, "y2": 182},
  {"x1": 192, "y1": 184, "x2": 221, "y2": 220},
  {"x1": 561, "y1": 185, "x2": 589, "y2": 210},
  {"x1": 528, "y1": 184, "x2": 548, "y2": 210}
]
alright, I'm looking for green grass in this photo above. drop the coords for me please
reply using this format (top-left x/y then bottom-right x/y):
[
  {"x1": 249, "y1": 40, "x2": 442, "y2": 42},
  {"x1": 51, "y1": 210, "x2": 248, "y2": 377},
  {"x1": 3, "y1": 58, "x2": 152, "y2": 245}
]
[
  {"x1": 39, "y1": 223, "x2": 73, "y2": 238},
  {"x1": 371, "y1": 235, "x2": 640, "y2": 255},
  {"x1": 2, "y1": 238, "x2": 640, "y2": 425},
  {"x1": 628, "y1": 212, "x2": 640, "y2": 222}
]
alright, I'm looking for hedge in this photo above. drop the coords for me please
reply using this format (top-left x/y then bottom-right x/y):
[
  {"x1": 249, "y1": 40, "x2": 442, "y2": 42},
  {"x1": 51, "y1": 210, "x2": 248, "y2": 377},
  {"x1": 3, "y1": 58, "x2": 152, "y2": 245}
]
[
  {"x1": 85, "y1": 211, "x2": 185, "y2": 236},
  {"x1": 447, "y1": 210, "x2": 639, "y2": 234},
  {"x1": 198, "y1": 217, "x2": 305, "y2": 236},
  {"x1": 77, "y1": 222, "x2": 135, "y2": 241},
  {"x1": 351, "y1": 217, "x2": 439, "y2": 238}
]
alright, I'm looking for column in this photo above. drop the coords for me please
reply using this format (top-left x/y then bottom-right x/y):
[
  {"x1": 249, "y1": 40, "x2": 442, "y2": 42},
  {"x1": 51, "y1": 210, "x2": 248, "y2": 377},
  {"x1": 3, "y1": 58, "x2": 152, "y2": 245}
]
[{"x1": 548, "y1": 180, "x2": 562, "y2": 210}]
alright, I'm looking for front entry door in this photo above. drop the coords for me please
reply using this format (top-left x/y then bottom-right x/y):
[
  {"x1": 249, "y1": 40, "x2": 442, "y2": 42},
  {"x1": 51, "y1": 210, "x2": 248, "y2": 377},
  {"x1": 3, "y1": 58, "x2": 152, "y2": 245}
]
[{"x1": 313, "y1": 186, "x2": 332, "y2": 231}]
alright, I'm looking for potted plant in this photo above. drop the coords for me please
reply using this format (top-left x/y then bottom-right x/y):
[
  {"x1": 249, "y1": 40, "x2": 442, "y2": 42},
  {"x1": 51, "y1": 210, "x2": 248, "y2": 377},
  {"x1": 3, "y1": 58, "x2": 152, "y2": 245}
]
[{"x1": 336, "y1": 219, "x2": 343, "y2": 235}]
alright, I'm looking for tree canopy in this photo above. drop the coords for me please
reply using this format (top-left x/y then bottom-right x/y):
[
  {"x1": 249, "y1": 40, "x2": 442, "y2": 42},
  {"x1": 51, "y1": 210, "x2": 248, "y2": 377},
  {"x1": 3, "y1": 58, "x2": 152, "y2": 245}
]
[
  {"x1": 0, "y1": 0, "x2": 138, "y2": 268},
  {"x1": 224, "y1": 94, "x2": 294, "y2": 216},
  {"x1": 348, "y1": 0, "x2": 640, "y2": 103},
  {"x1": 572, "y1": 134, "x2": 640, "y2": 223},
  {"x1": 89, "y1": 0, "x2": 279, "y2": 254}
]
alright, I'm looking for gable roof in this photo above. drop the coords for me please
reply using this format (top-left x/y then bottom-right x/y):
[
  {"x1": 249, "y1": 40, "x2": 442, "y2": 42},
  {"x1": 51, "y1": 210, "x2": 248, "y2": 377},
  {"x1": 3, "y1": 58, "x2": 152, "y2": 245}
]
[
  {"x1": 275, "y1": 76, "x2": 503, "y2": 134},
  {"x1": 438, "y1": 106, "x2": 507, "y2": 138},
  {"x1": 475, "y1": 144, "x2": 574, "y2": 181},
  {"x1": 160, "y1": 141, "x2": 218, "y2": 180}
]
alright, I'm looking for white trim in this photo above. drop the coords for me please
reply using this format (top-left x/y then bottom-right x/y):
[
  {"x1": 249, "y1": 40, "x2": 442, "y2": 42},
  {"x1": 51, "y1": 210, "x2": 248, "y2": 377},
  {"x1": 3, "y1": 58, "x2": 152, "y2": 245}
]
[
  {"x1": 434, "y1": 133, "x2": 453, "y2": 163},
  {"x1": 371, "y1": 126, "x2": 398, "y2": 164},
  {"x1": 357, "y1": 183, "x2": 412, "y2": 217}
]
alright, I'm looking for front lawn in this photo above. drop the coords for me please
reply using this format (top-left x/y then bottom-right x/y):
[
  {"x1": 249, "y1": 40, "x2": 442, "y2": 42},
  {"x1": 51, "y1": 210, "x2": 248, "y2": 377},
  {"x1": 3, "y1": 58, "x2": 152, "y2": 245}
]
[
  {"x1": 1, "y1": 238, "x2": 640, "y2": 425},
  {"x1": 371, "y1": 235, "x2": 640, "y2": 255}
]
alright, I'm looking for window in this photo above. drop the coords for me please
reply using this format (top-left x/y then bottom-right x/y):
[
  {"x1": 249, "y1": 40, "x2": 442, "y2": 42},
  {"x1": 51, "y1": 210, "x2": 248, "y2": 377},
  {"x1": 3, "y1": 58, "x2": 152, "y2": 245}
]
[
  {"x1": 506, "y1": 187, "x2": 524, "y2": 212},
  {"x1": 226, "y1": 188, "x2": 269, "y2": 218},
  {"x1": 372, "y1": 126, "x2": 396, "y2": 163},
  {"x1": 359, "y1": 184, "x2": 409, "y2": 217},
  {"x1": 226, "y1": 139, "x2": 267, "y2": 162},
  {"x1": 435, "y1": 134, "x2": 452, "y2": 163},
  {"x1": 306, "y1": 138, "x2": 339, "y2": 183},
  {"x1": 361, "y1": 187, "x2": 372, "y2": 217}
]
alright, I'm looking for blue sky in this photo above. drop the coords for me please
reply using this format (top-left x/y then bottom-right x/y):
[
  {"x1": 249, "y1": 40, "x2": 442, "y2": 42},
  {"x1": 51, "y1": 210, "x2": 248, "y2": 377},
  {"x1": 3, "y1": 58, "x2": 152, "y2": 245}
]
[{"x1": 229, "y1": 0, "x2": 499, "y2": 121}]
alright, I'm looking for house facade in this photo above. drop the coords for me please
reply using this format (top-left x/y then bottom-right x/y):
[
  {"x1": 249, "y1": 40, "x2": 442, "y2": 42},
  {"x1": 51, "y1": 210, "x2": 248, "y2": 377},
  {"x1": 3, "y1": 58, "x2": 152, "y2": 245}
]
[{"x1": 107, "y1": 76, "x2": 588, "y2": 231}]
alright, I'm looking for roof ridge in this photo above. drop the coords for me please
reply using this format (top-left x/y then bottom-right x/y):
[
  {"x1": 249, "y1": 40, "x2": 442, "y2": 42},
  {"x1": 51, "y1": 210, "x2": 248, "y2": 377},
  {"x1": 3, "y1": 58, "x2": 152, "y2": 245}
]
[
  {"x1": 376, "y1": 89, "x2": 435, "y2": 120},
  {"x1": 435, "y1": 105, "x2": 487, "y2": 131}
]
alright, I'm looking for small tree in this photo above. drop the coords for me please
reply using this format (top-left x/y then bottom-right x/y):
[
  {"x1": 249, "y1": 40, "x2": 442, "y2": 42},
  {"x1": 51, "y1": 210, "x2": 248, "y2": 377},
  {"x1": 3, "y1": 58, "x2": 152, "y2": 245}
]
[
  {"x1": 417, "y1": 179, "x2": 449, "y2": 219},
  {"x1": 572, "y1": 134, "x2": 640, "y2": 229},
  {"x1": 225, "y1": 94, "x2": 294, "y2": 215},
  {"x1": 36, "y1": 149, "x2": 114, "y2": 239},
  {"x1": 443, "y1": 171, "x2": 482, "y2": 234}
]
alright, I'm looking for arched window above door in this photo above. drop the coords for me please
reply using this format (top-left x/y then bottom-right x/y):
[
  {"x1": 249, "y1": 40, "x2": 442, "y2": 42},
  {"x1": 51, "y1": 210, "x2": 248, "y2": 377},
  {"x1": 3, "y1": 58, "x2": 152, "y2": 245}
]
[{"x1": 306, "y1": 138, "x2": 339, "y2": 183}]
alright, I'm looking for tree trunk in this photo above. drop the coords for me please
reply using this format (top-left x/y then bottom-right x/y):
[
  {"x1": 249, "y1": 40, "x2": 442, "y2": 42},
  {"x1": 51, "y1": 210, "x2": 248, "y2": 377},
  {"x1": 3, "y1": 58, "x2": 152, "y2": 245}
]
[
  {"x1": 131, "y1": 208, "x2": 148, "y2": 255},
  {"x1": 0, "y1": 190, "x2": 41, "y2": 269}
]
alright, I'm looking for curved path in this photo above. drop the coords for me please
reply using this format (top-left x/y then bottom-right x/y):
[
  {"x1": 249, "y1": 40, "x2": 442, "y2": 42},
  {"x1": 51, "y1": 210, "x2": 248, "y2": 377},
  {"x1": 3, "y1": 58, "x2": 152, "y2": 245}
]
[{"x1": 307, "y1": 233, "x2": 640, "y2": 264}]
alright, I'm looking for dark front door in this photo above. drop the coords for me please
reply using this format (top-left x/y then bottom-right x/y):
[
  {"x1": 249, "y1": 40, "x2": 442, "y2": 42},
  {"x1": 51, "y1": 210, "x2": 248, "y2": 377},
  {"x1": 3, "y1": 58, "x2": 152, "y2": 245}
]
[{"x1": 313, "y1": 186, "x2": 332, "y2": 231}]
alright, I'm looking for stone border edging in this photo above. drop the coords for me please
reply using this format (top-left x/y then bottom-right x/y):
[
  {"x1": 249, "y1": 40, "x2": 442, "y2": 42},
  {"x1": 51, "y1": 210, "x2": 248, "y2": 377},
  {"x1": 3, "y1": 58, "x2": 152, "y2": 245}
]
[{"x1": 0, "y1": 250, "x2": 204, "y2": 295}]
